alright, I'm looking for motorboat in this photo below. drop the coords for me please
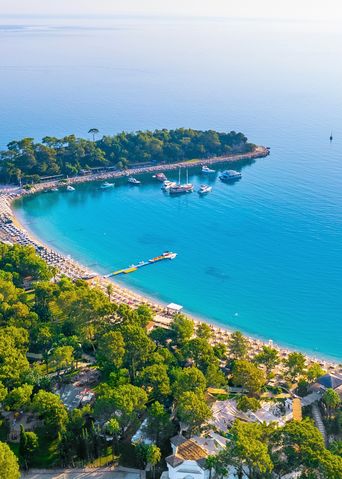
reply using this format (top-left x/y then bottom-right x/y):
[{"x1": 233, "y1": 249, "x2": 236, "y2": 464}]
[
  {"x1": 100, "y1": 181, "x2": 115, "y2": 189},
  {"x1": 219, "y1": 170, "x2": 242, "y2": 181},
  {"x1": 153, "y1": 172, "x2": 167, "y2": 181},
  {"x1": 161, "y1": 180, "x2": 177, "y2": 191},
  {"x1": 198, "y1": 184, "x2": 212, "y2": 194},
  {"x1": 202, "y1": 165, "x2": 215, "y2": 174},
  {"x1": 51, "y1": 187, "x2": 59, "y2": 192},
  {"x1": 128, "y1": 177, "x2": 141, "y2": 185},
  {"x1": 66, "y1": 185, "x2": 75, "y2": 191}
]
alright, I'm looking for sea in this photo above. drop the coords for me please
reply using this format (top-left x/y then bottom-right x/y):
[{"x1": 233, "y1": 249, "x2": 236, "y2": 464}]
[{"x1": 2, "y1": 14, "x2": 341, "y2": 360}]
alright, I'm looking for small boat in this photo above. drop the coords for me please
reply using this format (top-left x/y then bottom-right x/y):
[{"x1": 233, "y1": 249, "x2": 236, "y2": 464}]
[
  {"x1": 330, "y1": 131, "x2": 333, "y2": 141},
  {"x1": 128, "y1": 177, "x2": 141, "y2": 185},
  {"x1": 153, "y1": 172, "x2": 167, "y2": 181},
  {"x1": 219, "y1": 170, "x2": 242, "y2": 182},
  {"x1": 198, "y1": 184, "x2": 212, "y2": 195},
  {"x1": 51, "y1": 187, "x2": 59, "y2": 192},
  {"x1": 202, "y1": 165, "x2": 215, "y2": 174},
  {"x1": 66, "y1": 185, "x2": 75, "y2": 191},
  {"x1": 162, "y1": 180, "x2": 177, "y2": 191},
  {"x1": 100, "y1": 182, "x2": 114, "y2": 189}
]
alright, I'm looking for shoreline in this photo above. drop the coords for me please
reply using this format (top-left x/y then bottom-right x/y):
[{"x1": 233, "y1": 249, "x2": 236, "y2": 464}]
[
  {"x1": 0, "y1": 145, "x2": 269, "y2": 196},
  {"x1": 1, "y1": 149, "x2": 341, "y2": 371}
]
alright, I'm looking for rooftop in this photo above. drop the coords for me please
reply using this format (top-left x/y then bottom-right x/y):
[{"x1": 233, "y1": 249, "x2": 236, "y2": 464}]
[
  {"x1": 317, "y1": 373, "x2": 342, "y2": 390},
  {"x1": 166, "y1": 439, "x2": 208, "y2": 468}
]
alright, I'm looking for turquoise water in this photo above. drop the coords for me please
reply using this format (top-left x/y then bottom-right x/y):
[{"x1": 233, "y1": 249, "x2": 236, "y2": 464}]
[{"x1": 3, "y1": 15, "x2": 342, "y2": 359}]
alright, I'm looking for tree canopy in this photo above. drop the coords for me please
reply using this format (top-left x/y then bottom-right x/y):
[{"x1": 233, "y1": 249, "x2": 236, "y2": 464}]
[
  {"x1": 0, "y1": 129, "x2": 254, "y2": 183},
  {"x1": 0, "y1": 441, "x2": 20, "y2": 479}
]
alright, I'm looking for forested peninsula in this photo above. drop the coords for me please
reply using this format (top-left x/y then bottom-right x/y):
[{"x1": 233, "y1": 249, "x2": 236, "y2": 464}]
[{"x1": 0, "y1": 129, "x2": 255, "y2": 183}]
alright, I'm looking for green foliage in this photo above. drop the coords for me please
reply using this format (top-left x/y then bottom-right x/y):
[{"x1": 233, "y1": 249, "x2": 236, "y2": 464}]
[
  {"x1": 323, "y1": 388, "x2": 341, "y2": 419},
  {"x1": 232, "y1": 360, "x2": 266, "y2": 396},
  {"x1": 284, "y1": 352, "x2": 306, "y2": 383},
  {"x1": 121, "y1": 324, "x2": 155, "y2": 380},
  {"x1": 0, "y1": 129, "x2": 253, "y2": 182},
  {"x1": 185, "y1": 337, "x2": 216, "y2": 372},
  {"x1": 19, "y1": 425, "x2": 39, "y2": 469},
  {"x1": 94, "y1": 383, "x2": 148, "y2": 430},
  {"x1": 305, "y1": 363, "x2": 325, "y2": 383},
  {"x1": 135, "y1": 442, "x2": 161, "y2": 471},
  {"x1": 205, "y1": 363, "x2": 227, "y2": 388},
  {"x1": 170, "y1": 314, "x2": 194, "y2": 345},
  {"x1": 0, "y1": 382, "x2": 7, "y2": 403},
  {"x1": 212, "y1": 343, "x2": 227, "y2": 360},
  {"x1": 144, "y1": 401, "x2": 174, "y2": 445},
  {"x1": 32, "y1": 390, "x2": 68, "y2": 438},
  {"x1": 254, "y1": 346, "x2": 280, "y2": 377},
  {"x1": 0, "y1": 326, "x2": 30, "y2": 386},
  {"x1": 218, "y1": 420, "x2": 273, "y2": 479},
  {"x1": 196, "y1": 322, "x2": 212, "y2": 340},
  {"x1": 228, "y1": 331, "x2": 248, "y2": 361},
  {"x1": 138, "y1": 364, "x2": 171, "y2": 401},
  {"x1": 4, "y1": 383, "x2": 33, "y2": 411},
  {"x1": 96, "y1": 331, "x2": 125, "y2": 374},
  {"x1": 236, "y1": 396, "x2": 261, "y2": 412},
  {"x1": 0, "y1": 243, "x2": 52, "y2": 286},
  {"x1": 0, "y1": 441, "x2": 20, "y2": 479},
  {"x1": 50, "y1": 345, "x2": 74, "y2": 372},
  {"x1": 173, "y1": 366, "x2": 207, "y2": 398},
  {"x1": 177, "y1": 391, "x2": 212, "y2": 432},
  {"x1": 273, "y1": 418, "x2": 342, "y2": 478},
  {"x1": 329, "y1": 440, "x2": 342, "y2": 457}
]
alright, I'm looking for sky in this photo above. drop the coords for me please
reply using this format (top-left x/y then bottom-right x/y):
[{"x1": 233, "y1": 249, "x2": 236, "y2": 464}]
[{"x1": 1, "y1": 0, "x2": 342, "y2": 21}]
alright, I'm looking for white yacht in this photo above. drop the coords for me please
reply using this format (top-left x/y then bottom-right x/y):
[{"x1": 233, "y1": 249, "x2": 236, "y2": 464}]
[
  {"x1": 219, "y1": 170, "x2": 242, "y2": 181},
  {"x1": 66, "y1": 185, "x2": 75, "y2": 191},
  {"x1": 100, "y1": 181, "x2": 114, "y2": 189},
  {"x1": 198, "y1": 184, "x2": 212, "y2": 194},
  {"x1": 161, "y1": 180, "x2": 177, "y2": 191},
  {"x1": 202, "y1": 165, "x2": 215, "y2": 174},
  {"x1": 128, "y1": 177, "x2": 141, "y2": 185}
]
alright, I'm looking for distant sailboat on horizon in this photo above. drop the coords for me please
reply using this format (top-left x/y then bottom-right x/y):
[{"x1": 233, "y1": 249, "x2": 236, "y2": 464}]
[{"x1": 330, "y1": 131, "x2": 333, "y2": 141}]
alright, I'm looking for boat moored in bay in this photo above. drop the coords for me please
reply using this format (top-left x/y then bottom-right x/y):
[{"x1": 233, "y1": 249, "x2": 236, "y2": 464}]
[
  {"x1": 169, "y1": 168, "x2": 194, "y2": 194},
  {"x1": 153, "y1": 172, "x2": 167, "y2": 181},
  {"x1": 128, "y1": 177, "x2": 141, "y2": 185},
  {"x1": 100, "y1": 181, "x2": 115, "y2": 189},
  {"x1": 162, "y1": 180, "x2": 177, "y2": 191},
  {"x1": 219, "y1": 170, "x2": 242, "y2": 182},
  {"x1": 202, "y1": 165, "x2": 215, "y2": 174},
  {"x1": 198, "y1": 184, "x2": 212, "y2": 194}
]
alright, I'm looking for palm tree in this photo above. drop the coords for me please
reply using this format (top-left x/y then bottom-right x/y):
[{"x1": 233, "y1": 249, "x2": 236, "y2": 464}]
[
  {"x1": 146, "y1": 444, "x2": 161, "y2": 479},
  {"x1": 106, "y1": 417, "x2": 120, "y2": 457},
  {"x1": 323, "y1": 388, "x2": 341, "y2": 420},
  {"x1": 205, "y1": 455, "x2": 217, "y2": 479},
  {"x1": 88, "y1": 128, "x2": 99, "y2": 141},
  {"x1": 106, "y1": 283, "x2": 114, "y2": 301}
]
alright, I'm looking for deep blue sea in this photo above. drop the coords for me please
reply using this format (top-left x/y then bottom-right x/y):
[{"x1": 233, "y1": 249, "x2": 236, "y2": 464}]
[{"x1": 2, "y1": 15, "x2": 341, "y2": 360}]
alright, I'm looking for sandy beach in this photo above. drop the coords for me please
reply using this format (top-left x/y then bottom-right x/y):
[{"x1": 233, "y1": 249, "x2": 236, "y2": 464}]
[{"x1": 0, "y1": 148, "x2": 341, "y2": 375}]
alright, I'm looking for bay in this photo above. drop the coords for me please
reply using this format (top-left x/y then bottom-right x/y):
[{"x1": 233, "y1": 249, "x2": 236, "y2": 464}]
[{"x1": 2, "y1": 15, "x2": 341, "y2": 359}]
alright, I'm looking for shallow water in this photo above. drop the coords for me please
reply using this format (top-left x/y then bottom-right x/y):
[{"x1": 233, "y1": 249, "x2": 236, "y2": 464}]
[{"x1": 3, "y1": 15, "x2": 342, "y2": 359}]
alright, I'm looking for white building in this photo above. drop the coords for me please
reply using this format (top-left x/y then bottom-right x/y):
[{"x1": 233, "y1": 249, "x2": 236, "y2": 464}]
[{"x1": 161, "y1": 433, "x2": 228, "y2": 479}]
